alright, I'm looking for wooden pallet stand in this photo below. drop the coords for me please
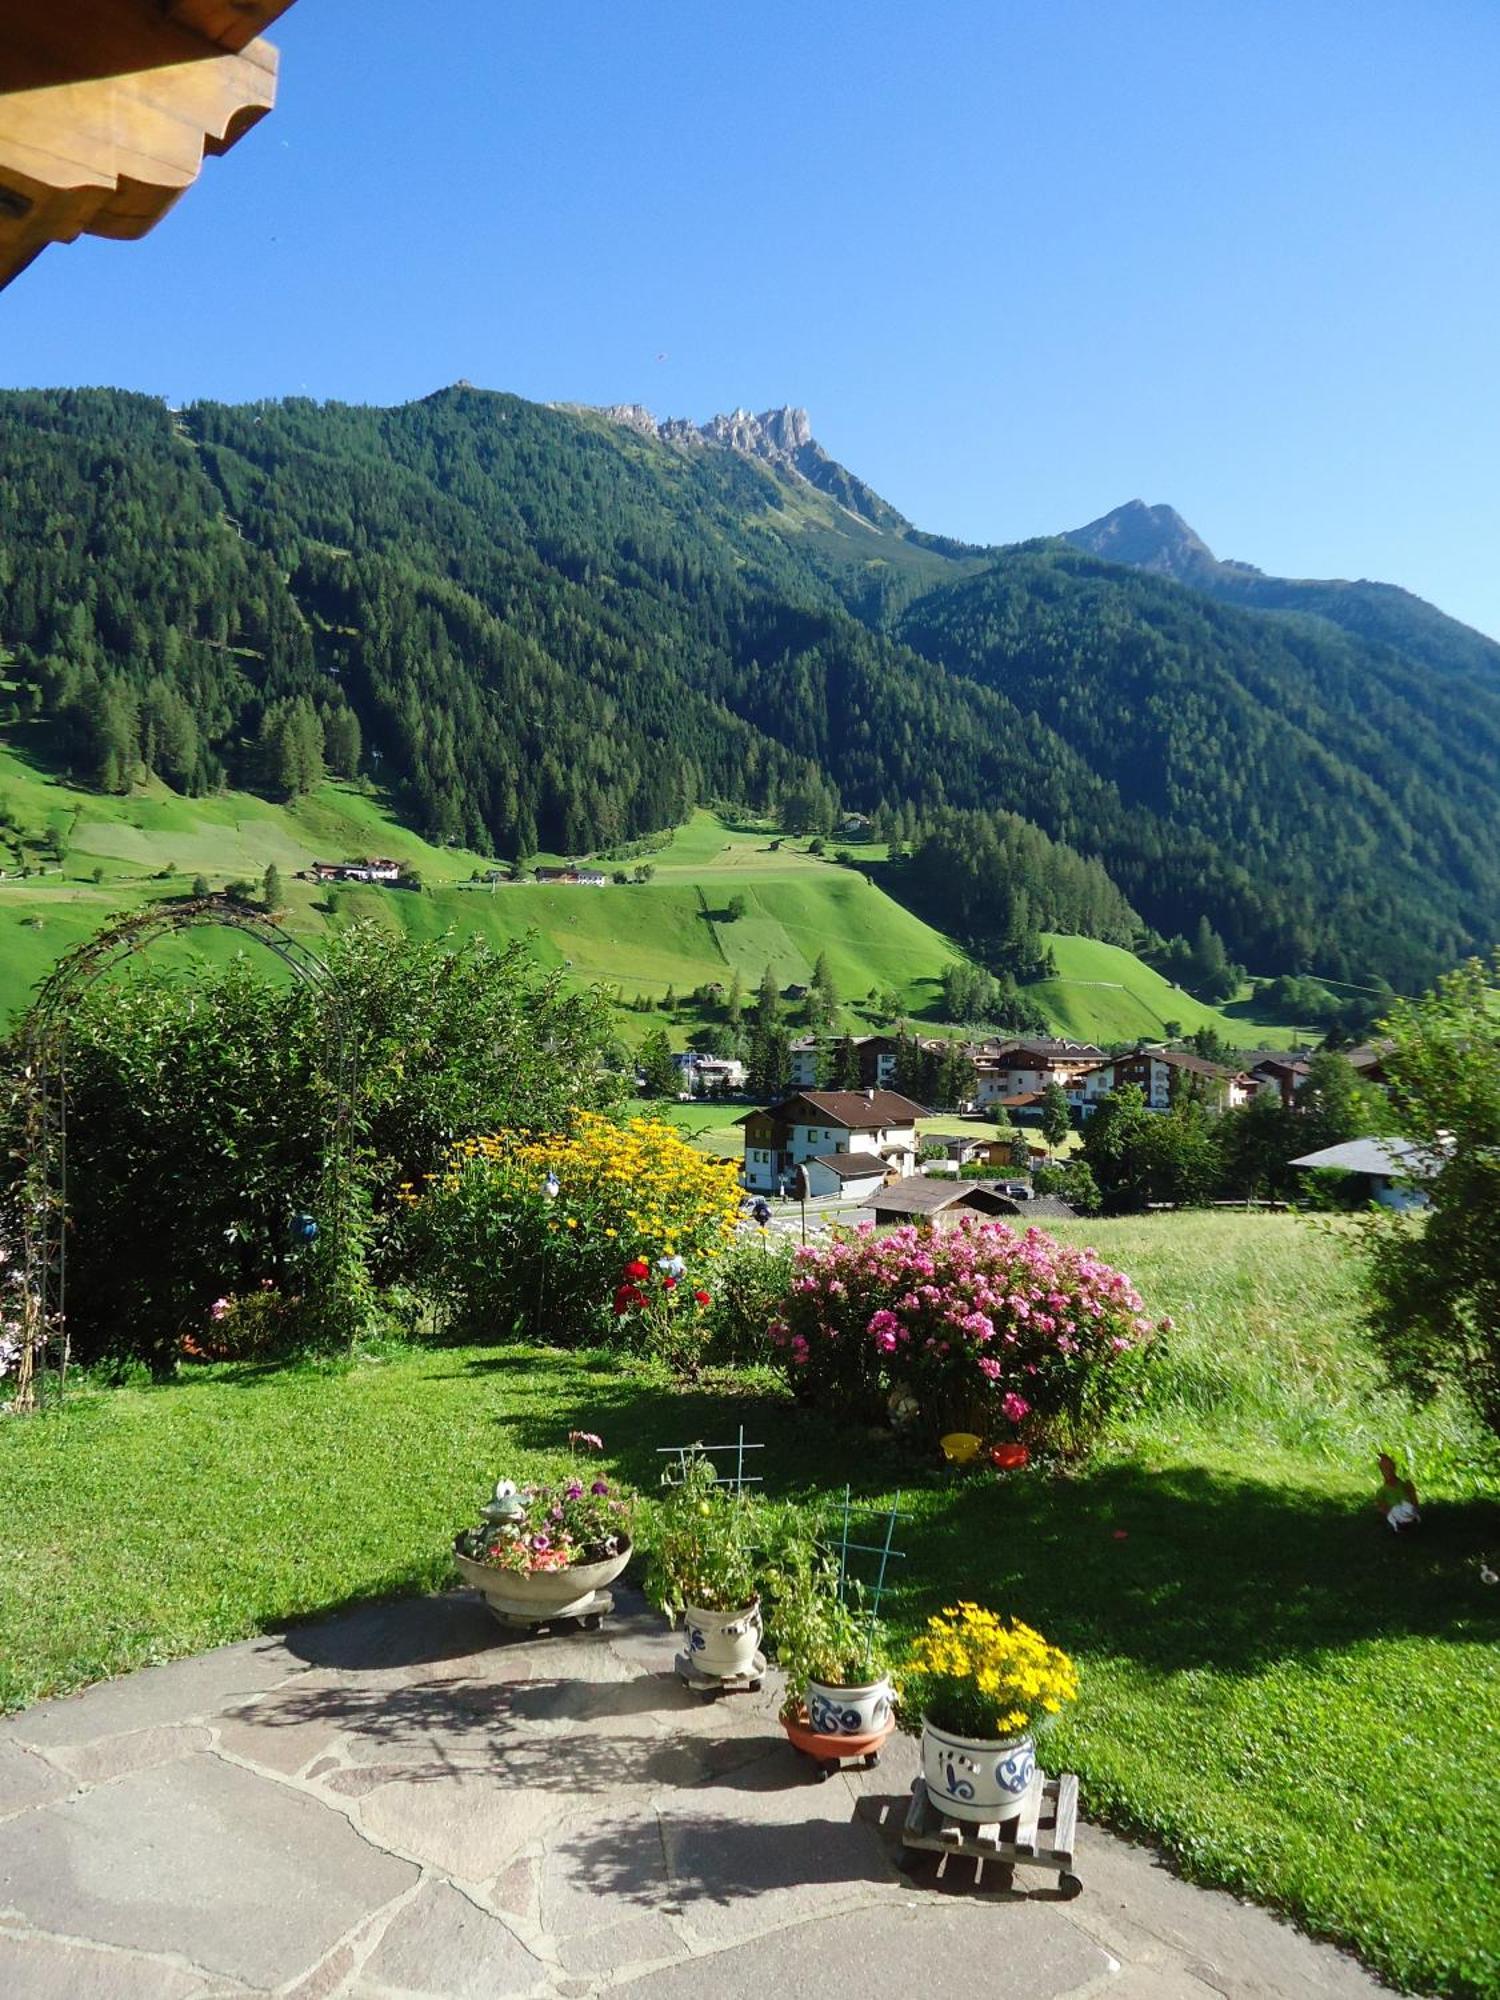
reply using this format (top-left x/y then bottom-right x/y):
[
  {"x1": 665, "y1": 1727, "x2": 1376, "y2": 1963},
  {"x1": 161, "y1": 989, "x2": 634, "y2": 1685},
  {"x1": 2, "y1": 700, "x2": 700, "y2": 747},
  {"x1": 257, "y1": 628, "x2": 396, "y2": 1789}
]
[
  {"x1": 900, "y1": 1772, "x2": 1082, "y2": 1898},
  {"x1": 673, "y1": 1649, "x2": 767, "y2": 1697},
  {"x1": 487, "y1": 1589, "x2": 614, "y2": 1636}
]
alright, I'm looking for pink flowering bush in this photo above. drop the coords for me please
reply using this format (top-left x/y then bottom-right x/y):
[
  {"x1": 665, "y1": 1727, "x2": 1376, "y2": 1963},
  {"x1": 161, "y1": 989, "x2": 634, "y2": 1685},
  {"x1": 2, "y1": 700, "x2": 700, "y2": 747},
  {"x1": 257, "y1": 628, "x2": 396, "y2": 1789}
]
[{"x1": 767, "y1": 1218, "x2": 1166, "y2": 1452}]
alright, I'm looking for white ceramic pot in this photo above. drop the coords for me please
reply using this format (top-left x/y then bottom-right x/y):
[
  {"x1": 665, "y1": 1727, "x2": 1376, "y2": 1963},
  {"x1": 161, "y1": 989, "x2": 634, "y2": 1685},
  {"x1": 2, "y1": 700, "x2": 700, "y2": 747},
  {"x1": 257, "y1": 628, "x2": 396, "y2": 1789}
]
[
  {"x1": 683, "y1": 1597, "x2": 763, "y2": 1677},
  {"x1": 805, "y1": 1675, "x2": 893, "y2": 1736},
  {"x1": 921, "y1": 1716, "x2": 1036, "y2": 1825},
  {"x1": 453, "y1": 1537, "x2": 631, "y2": 1622}
]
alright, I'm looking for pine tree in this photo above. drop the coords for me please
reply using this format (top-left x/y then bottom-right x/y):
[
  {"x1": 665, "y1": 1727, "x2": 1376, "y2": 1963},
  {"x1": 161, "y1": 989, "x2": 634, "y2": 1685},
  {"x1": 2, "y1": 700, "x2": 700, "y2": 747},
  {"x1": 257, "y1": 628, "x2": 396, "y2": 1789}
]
[
  {"x1": 1040, "y1": 1082, "x2": 1071, "y2": 1157},
  {"x1": 262, "y1": 862, "x2": 284, "y2": 912},
  {"x1": 639, "y1": 1027, "x2": 677, "y2": 1098},
  {"x1": 755, "y1": 963, "x2": 780, "y2": 1026},
  {"x1": 830, "y1": 1034, "x2": 861, "y2": 1090}
]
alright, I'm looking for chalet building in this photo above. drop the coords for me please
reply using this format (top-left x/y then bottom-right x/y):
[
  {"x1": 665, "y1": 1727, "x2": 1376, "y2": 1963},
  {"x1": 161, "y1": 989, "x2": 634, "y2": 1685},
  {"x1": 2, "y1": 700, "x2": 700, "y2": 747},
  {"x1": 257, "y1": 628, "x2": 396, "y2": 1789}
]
[
  {"x1": 972, "y1": 1039, "x2": 1105, "y2": 1108},
  {"x1": 1344, "y1": 1040, "x2": 1394, "y2": 1089},
  {"x1": 0, "y1": 0, "x2": 298, "y2": 293},
  {"x1": 736, "y1": 1088, "x2": 924, "y2": 1194},
  {"x1": 1242, "y1": 1053, "x2": 1313, "y2": 1105},
  {"x1": 788, "y1": 1033, "x2": 901, "y2": 1091},
  {"x1": 534, "y1": 866, "x2": 608, "y2": 886},
  {"x1": 1067, "y1": 1047, "x2": 1252, "y2": 1116},
  {"x1": 310, "y1": 857, "x2": 400, "y2": 885},
  {"x1": 671, "y1": 1052, "x2": 747, "y2": 1095}
]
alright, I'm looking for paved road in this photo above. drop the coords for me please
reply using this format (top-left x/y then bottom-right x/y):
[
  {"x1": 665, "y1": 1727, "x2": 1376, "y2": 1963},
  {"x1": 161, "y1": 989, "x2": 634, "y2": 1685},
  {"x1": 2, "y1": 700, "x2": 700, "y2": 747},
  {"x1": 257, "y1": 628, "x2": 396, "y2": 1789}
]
[{"x1": 0, "y1": 1588, "x2": 1390, "y2": 1998}]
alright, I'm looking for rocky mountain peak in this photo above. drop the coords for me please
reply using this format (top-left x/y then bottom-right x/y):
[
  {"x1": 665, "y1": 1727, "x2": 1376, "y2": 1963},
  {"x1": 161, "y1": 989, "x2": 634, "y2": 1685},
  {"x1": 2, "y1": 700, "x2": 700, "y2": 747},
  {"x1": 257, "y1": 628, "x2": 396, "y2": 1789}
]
[
  {"x1": 591, "y1": 400, "x2": 907, "y2": 535},
  {"x1": 1064, "y1": 500, "x2": 1223, "y2": 579}
]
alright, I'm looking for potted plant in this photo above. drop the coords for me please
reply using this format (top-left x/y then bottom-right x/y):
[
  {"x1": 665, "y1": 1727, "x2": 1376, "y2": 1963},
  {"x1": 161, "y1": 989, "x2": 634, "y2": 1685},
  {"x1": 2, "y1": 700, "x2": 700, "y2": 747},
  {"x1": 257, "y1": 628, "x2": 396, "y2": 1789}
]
[
  {"x1": 767, "y1": 1543, "x2": 893, "y2": 1738},
  {"x1": 643, "y1": 1452, "x2": 763, "y2": 1677},
  {"x1": 898, "y1": 1602, "x2": 1078, "y2": 1825},
  {"x1": 453, "y1": 1465, "x2": 634, "y2": 1623}
]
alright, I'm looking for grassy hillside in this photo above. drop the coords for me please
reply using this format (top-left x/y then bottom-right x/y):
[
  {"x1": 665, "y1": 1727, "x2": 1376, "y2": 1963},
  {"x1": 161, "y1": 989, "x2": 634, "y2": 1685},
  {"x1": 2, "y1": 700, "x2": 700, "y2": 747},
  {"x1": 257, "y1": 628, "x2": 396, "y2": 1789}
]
[{"x1": 0, "y1": 740, "x2": 1300, "y2": 1046}]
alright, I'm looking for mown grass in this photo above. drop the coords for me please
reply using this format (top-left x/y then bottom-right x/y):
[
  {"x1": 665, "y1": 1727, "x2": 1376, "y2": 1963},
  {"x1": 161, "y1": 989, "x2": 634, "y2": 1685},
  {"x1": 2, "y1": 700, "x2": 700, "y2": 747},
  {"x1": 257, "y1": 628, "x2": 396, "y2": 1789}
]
[
  {"x1": 0, "y1": 741, "x2": 1302, "y2": 1045},
  {"x1": 1, "y1": 1213, "x2": 1496, "y2": 1992}
]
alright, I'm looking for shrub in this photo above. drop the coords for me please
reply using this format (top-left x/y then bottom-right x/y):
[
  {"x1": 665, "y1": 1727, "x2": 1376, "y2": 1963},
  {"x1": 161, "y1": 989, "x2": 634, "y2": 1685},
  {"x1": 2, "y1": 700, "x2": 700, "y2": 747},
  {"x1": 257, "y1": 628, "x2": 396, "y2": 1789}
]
[
  {"x1": 705, "y1": 1235, "x2": 797, "y2": 1366},
  {"x1": 1033, "y1": 1160, "x2": 1103, "y2": 1214},
  {"x1": 183, "y1": 1283, "x2": 296, "y2": 1360},
  {"x1": 768, "y1": 1217, "x2": 1164, "y2": 1451},
  {"x1": 402, "y1": 1113, "x2": 741, "y2": 1347},
  {"x1": 1, "y1": 926, "x2": 624, "y2": 1372}
]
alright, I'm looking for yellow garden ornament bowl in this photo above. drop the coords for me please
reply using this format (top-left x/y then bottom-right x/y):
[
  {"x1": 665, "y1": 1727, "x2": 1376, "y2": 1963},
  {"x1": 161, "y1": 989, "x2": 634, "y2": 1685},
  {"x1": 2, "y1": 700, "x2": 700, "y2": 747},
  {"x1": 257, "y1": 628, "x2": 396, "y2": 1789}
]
[{"x1": 940, "y1": 1431, "x2": 983, "y2": 1465}]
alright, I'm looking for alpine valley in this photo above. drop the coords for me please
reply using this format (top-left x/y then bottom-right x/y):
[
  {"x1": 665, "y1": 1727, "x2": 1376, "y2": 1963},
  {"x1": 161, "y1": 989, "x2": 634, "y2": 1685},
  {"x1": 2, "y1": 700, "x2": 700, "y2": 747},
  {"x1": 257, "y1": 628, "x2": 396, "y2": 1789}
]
[{"x1": 2, "y1": 384, "x2": 1498, "y2": 1008}]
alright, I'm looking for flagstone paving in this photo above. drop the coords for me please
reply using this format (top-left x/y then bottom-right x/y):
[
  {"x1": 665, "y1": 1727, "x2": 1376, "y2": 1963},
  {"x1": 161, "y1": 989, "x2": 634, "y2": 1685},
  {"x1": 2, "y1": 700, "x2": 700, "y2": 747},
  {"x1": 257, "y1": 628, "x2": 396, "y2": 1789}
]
[{"x1": 0, "y1": 1589, "x2": 1392, "y2": 1999}]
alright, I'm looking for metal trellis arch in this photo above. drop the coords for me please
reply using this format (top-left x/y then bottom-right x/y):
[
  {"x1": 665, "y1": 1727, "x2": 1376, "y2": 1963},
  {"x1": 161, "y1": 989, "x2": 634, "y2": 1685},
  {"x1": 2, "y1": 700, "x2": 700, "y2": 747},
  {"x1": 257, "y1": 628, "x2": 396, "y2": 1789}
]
[{"x1": 9, "y1": 898, "x2": 357, "y2": 1412}]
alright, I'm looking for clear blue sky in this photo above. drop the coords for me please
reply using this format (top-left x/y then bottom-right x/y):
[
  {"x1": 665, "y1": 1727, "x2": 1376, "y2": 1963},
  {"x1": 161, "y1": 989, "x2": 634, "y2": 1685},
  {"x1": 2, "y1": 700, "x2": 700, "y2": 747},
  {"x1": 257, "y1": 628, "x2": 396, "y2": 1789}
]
[{"x1": 6, "y1": 0, "x2": 1499, "y2": 637}]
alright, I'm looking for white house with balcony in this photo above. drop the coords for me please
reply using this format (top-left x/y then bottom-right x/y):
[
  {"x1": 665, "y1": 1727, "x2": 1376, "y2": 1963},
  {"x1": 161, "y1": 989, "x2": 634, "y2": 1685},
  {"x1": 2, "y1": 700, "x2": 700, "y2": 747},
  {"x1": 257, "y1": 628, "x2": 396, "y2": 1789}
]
[{"x1": 736, "y1": 1088, "x2": 925, "y2": 1194}]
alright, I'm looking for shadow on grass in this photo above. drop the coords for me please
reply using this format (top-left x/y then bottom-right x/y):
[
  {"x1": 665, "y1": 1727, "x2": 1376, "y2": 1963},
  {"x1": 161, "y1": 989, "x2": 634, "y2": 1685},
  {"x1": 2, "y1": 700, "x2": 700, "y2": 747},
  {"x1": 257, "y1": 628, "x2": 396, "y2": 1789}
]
[{"x1": 465, "y1": 1352, "x2": 1500, "y2": 1676}]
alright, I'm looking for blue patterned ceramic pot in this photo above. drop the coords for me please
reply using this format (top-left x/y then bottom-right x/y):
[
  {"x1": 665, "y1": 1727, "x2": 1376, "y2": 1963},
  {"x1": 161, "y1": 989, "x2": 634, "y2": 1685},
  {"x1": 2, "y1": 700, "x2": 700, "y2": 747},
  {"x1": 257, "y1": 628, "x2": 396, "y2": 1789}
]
[
  {"x1": 920, "y1": 1717, "x2": 1036, "y2": 1825},
  {"x1": 683, "y1": 1597, "x2": 762, "y2": 1677},
  {"x1": 804, "y1": 1676, "x2": 893, "y2": 1736}
]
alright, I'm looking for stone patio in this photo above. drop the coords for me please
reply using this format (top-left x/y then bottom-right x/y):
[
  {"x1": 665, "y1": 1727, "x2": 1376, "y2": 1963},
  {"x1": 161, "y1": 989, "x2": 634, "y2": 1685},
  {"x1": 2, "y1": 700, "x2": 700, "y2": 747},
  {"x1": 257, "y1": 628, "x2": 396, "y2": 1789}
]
[{"x1": 0, "y1": 1587, "x2": 1390, "y2": 1999}]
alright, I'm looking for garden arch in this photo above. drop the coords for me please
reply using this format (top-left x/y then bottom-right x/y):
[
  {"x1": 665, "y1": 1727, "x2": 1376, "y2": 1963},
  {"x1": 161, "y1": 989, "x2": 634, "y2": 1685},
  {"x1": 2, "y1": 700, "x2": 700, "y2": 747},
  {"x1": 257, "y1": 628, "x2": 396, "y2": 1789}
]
[{"x1": 9, "y1": 898, "x2": 357, "y2": 1411}]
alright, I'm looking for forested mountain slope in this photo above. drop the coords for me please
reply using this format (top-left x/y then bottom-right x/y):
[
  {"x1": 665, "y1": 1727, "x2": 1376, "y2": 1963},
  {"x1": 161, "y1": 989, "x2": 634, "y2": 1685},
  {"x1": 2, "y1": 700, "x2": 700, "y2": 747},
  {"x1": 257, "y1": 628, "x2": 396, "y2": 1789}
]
[
  {"x1": 0, "y1": 384, "x2": 1495, "y2": 989},
  {"x1": 1067, "y1": 498, "x2": 1500, "y2": 689},
  {"x1": 896, "y1": 544, "x2": 1500, "y2": 984}
]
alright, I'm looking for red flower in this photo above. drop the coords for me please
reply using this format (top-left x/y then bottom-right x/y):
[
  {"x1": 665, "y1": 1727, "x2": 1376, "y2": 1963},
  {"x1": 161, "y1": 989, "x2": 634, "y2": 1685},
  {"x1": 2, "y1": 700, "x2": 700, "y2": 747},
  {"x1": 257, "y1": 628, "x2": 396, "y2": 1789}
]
[
  {"x1": 990, "y1": 1443, "x2": 1030, "y2": 1472},
  {"x1": 662, "y1": 1275, "x2": 678, "y2": 1290},
  {"x1": 693, "y1": 1289, "x2": 711, "y2": 1307},
  {"x1": 625, "y1": 1259, "x2": 650, "y2": 1281},
  {"x1": 613, "y1": 1283, "x2": 646, "y2": 1317}
]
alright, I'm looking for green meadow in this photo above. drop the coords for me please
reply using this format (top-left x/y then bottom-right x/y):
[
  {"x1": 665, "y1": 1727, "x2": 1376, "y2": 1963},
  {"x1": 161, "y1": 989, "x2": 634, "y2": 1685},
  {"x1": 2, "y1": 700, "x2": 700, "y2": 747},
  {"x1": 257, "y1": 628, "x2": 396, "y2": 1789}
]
[{"x1": 0, "y1": 735, "x2": 1301, "y2": 1047}]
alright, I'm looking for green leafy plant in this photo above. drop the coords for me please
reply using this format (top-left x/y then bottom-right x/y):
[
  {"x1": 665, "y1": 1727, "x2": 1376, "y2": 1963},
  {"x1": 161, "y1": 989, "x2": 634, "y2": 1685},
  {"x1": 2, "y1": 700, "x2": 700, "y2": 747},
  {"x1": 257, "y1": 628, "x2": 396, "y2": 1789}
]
[
  {"x1": 764, "y1": 1538, "x2": 889, "y2": 1721},
  {"x1": 642, "y1": 1452, "x2": 760, "y2": 1616}
]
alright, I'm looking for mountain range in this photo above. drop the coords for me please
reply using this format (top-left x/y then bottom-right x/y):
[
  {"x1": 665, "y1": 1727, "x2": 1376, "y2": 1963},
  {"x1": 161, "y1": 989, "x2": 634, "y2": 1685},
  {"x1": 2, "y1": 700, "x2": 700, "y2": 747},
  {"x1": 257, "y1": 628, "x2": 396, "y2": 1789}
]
[{"x1": 1, "y1": 383, "x2": 1496, "y2": 992}]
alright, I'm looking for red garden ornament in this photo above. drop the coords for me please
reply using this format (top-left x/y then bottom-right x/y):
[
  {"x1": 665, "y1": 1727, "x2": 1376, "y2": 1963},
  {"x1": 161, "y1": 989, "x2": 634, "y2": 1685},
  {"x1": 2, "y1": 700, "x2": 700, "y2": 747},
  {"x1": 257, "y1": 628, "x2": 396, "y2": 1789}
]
[{"x1": 990, "y1": 1442, "x2": 1030, "y2": 1472}]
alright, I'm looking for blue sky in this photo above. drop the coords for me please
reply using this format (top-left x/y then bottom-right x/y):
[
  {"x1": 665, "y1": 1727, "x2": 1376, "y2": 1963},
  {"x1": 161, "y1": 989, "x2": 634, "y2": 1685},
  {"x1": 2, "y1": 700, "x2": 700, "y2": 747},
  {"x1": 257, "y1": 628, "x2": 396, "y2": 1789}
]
[{"x1": 6, "y1": 0, "x2": 1498, "y2": 637}]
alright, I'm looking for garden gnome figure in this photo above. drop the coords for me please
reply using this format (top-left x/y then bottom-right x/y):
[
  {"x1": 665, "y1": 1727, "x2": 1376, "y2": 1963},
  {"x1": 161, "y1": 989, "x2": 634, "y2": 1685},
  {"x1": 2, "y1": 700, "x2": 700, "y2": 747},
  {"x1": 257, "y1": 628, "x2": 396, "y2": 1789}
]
[{"x1": 1376, "y1": 1453, "x2": 1420, "y2": 1532}]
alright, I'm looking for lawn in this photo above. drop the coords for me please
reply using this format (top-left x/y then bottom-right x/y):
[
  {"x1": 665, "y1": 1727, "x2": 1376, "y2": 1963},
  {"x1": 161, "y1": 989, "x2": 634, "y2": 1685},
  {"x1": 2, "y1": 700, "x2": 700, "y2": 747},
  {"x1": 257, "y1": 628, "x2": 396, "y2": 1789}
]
[{"x1": 2, "y1": 1213, "x2": 1496, "y2": 1994}]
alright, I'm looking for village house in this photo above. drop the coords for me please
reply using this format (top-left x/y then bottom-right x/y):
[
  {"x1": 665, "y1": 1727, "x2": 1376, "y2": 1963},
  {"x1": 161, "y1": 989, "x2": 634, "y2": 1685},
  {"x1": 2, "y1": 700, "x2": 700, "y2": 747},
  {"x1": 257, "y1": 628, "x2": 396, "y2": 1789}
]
[
  {"x1": 309, "y1": 857, "x2": 401, "y2": 885},
  {"x1": 1242, "y1": 1052, "x2": 1313, "y2": 1105},
  {"x1": 1344, "y1": 1040, "x2": 1394, "y2": 1089},
  {"x1": 788, "y1": 1033, "x2": 902, "y2": 1090},
  {"x1": 1066, "y1": 1046, "x2": 1253, "y2": 1116},
  {"x1": 865, "y1": 1177, "x2": 1018, "y2": 1226},
  {"x1": 971, "y1": 1038, "x2": 1105, "y2": 1109},
  {"x1": 534, "y1": 866, "x2": 608, "y2": 886},
  {"x1": 736, "y1": 1087, "x2": 925, "y2": 1194},
  {"x1": 1289, "y1": 1136, "x2": 1437, "y2": 1210},
  {"x1": 671, "y1": 1051, "x2": 747, "y2": 1096}
]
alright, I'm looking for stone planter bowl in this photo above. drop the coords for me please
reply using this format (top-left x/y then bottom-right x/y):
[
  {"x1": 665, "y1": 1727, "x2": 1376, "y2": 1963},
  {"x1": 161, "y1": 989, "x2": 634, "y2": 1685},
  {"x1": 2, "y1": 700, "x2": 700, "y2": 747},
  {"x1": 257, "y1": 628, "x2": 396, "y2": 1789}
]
[{"x1": 453, "y1": 1536, "x2": 632, "y2": 1623}]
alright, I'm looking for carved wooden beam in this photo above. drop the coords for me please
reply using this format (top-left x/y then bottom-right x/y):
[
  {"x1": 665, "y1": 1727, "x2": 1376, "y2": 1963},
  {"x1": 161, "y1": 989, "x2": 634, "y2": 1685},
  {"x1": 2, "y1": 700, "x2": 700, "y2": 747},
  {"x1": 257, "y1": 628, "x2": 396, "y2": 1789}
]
[{"x1": 0, "y1": 1, "x2": 298, "y2": 289}]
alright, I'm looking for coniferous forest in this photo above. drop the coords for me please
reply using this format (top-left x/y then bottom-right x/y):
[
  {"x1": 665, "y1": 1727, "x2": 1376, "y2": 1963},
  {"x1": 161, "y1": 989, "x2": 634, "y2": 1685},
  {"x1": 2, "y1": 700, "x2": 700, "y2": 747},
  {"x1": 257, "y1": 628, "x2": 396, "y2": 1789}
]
[{"x1": 1, "y1": 383, "x2": 1497, "y2": 990}]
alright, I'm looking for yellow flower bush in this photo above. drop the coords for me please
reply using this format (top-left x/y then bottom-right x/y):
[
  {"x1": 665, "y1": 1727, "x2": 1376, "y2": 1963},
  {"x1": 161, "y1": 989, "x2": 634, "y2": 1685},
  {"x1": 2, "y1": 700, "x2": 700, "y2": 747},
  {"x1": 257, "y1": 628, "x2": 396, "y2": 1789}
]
[
  {"x1": 402, "y1": 1113, "x2": 741, "y2": 1350},
  {"x1": 898, "y1": 1602, "x2": 1079, "y2": 1740}
]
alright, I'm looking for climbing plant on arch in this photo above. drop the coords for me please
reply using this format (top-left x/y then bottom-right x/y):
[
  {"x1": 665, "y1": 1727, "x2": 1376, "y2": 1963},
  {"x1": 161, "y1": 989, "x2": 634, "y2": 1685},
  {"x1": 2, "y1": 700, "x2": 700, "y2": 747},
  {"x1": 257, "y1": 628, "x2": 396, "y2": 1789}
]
[{"x1": 6, "y1": 898, "x2": 359, "y2": 1411}]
